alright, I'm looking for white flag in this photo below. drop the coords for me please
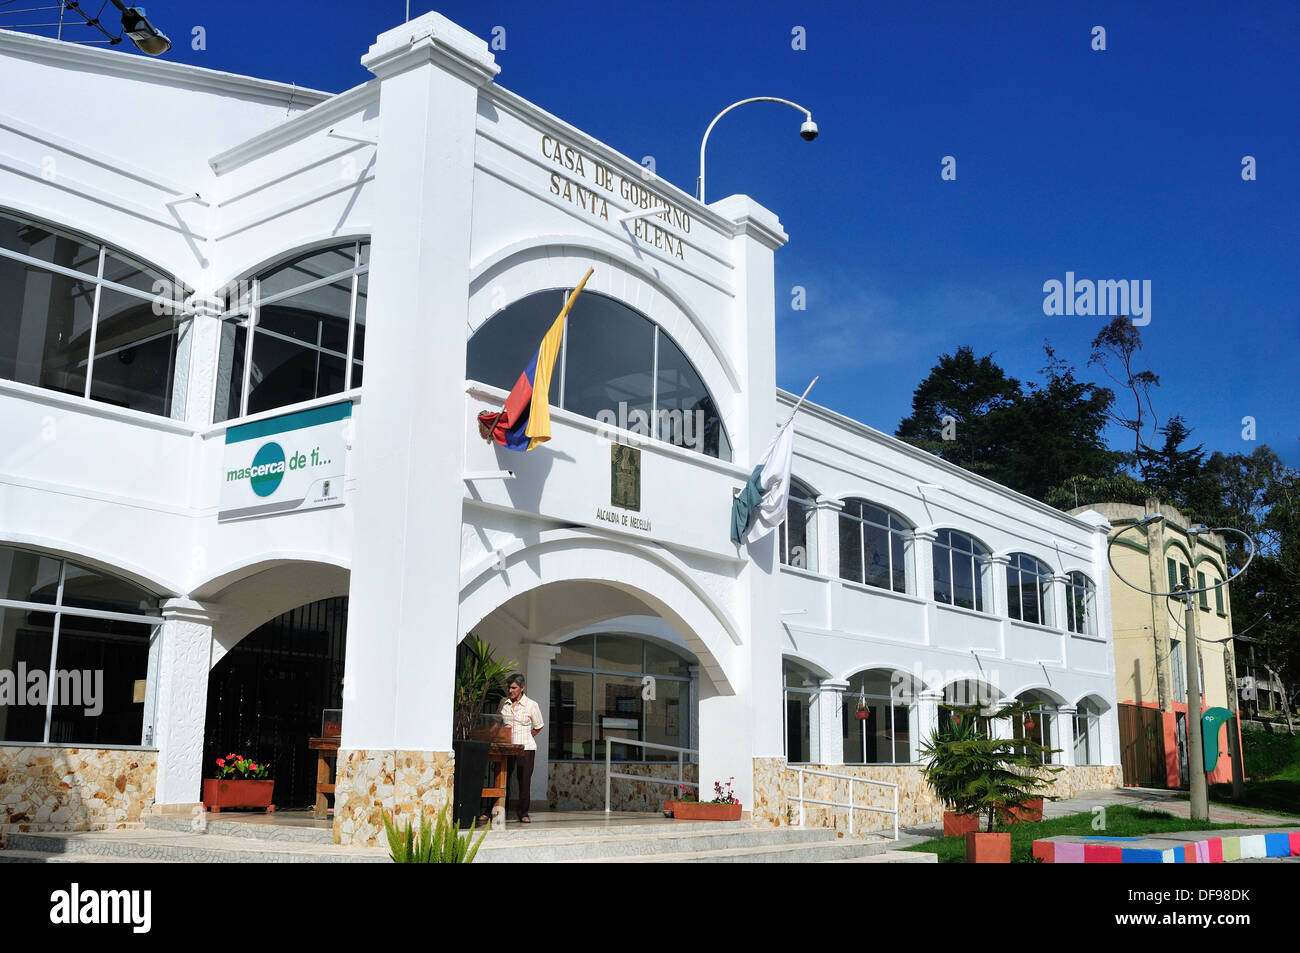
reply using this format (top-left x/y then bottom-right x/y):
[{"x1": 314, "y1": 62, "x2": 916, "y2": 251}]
[{"x1": 742, "y1": 417, "x2": 796, "y2": 544}]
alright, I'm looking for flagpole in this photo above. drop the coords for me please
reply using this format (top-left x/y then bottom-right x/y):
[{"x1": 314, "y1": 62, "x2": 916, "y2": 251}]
[{"x1": 784, "y1": 376, "x2": 819, "y2": 426}]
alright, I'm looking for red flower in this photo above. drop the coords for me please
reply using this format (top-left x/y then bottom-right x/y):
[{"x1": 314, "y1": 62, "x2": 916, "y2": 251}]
[
  {"x1": 250, "y1": 763, "x2": 258, "y2": 770},
  {"x1": 216, "y1": 758, "x2": 225, "y2": 767}
]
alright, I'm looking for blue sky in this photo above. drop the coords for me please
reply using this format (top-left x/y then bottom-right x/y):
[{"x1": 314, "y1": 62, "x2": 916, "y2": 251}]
[{"x1": 18, "y1": 0, "x2": 1297, "y2": 464}]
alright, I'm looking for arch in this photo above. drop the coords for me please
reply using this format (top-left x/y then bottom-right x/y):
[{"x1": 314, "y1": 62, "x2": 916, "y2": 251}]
[
  {"x1": 839, "y1": 664, "x2": 928, "y2": 694},
  {"x1": 1194, "y1": 552, "x2": 1227, "y2": 578},
  {"x1": 459, "y1": 528, "x2": 741, "y2": 694},
  {"x1": 192, "y1": 551, "x2": 351, "y2": 600},
  {"x1": 782, "y1": 653, "x2": 833, "y2": 683},
  {"x1": 0, "y1": 533, "x2": 178, "y2": 598},
  {"x1": 838, "y1": 498, "x2": 913, "y2": 594},
  {"x1": 1073, "y1": 691, "x2": 1112, "y2": 713},
  {"x1": 1009, "y1": 684, "x2": 1069, "y2": 706},
  {"x1": 938, "y1": 676, "x2": 1005, "y2": 704},
  {"x1": 1163, "y1": 538, "x2": 1194, "y2": 563},
  {"x1": 214, "y1": 229, "x2": 372, "y2": 295}
]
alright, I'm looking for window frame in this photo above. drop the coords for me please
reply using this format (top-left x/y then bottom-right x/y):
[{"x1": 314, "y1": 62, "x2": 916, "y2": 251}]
[
  {"x1": 1065, "y1": 571, "x2": 1098, "y2": 636},
  {"x1": 215, "y1": 240, "x2": 368, "y2": 423},
  {"x1": 838, "y1": 499, "x2": 911, "y2": 594},
  {"x1": 0, "y1": 208, "x2": 194, "y2": 418},
  {"x1": 1006, "y1": 552, "x2": 1055, "y2": 626},
  {"x1": 778, "y1": 481, "x2": 819, "y2": 572},
  {"x1": 932, "y1": 529, "x2": 990, "y2": 612},
  {"x1": 842, "y1": 670, "x2": 916, "y2": 766}
]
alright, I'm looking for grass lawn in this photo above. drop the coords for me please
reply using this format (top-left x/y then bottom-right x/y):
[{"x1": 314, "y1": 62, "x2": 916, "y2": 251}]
[
  {"x1": 1209, "y1": 732, "x2": 1300, "y2": 817},
  {"x1": 903, "y1": 806, "x2": 1261, "y2": 863}
]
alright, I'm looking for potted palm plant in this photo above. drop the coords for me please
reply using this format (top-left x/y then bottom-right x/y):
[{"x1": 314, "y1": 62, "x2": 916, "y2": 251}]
[
  {"x1": 919, "y1": 700, "x2": 1061, "y2": 862},
  {"x1": 451, "y1": 635, "x2": 516, "y2": 829}
]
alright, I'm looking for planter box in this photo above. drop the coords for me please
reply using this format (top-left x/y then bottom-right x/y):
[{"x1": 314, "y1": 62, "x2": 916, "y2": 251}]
[
  {"x1": 663, "y1": 801, "x2": 742, "y2": 821},
  {"x1": 943, "y1": 811, "x2": 980, "y2": 837},
  {"x1": 997, "y1": 798, "x2": 1044, "y2": 825},
  {"x1": 202, "y1": 779, "x2": 275, "y2": 814},
  {"x1": 966, "y1": 831, "x2": 1011, "y2": 863}
]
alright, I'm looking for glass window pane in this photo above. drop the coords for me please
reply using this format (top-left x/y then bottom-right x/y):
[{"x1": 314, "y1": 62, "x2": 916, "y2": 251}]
[
  {"x1": 645, "y1": 642, "x2": 690, "y2": 677},
  {"x1": 0, "y1": 547, "x2": 61, "y2": 604},
  {"x1": 466, "y1": 291, "x2": 564, "y2": 400},
  {"x1": 862, "y1": 522, "x2": 891, "y2": 590},
  {"x1": 213, "y1": 322, "x2": 246, "y2": 423},
  {"x1": 952, "y1": 552, "x2": 976, "y2": 609},
  {"x1": 89, "y1": 288, "x2": 178, "y2": 416},
  {"x1": 595, "y1": 673, "x2": 642, "y2": 761},
  {"x1": 892, "y1": 704, "x2": 912, "y2": 762},
  {"x1": 644, "y1": 678, "x2": 687, "y2": 761},
  {"x1": 548, "y1": 670, "x2": 593, "y2": 760},
  {"x1": 0, "y1": 605, "x2": 55, "y2": 742},
  {"x1": 563, "y1": 294, "x2": 654, "y2": 424},
  {"x1": 842, "y1": 701, "x2": 864, "y2": 764},
  {"x1": 49, "y1": 617, "x2": 153, "y2": 746},
  {"x1": 933, "y1": 546, "x2": 952, "y2": 604},
  {"x1": 102, "y1": 249, "x2": 168, "y2": 297},
  {"x1": 61, "y1": 562, "x2": 158, "y2": 615},
  {"x1": 786, "y1": 689, "x2": 812, "y2": 763},
  {"x1": 351, "y1": 271, "x2": 366, "y2": 388},
  {"x1": 554, "y1": 634, "x2": 594, "y2": 669},
  {"x1": 0, "y1": 212, "x2": 99, "y2": 276},
  {"x1": 247, "y1": 315, "x2": 346, "y2": 416},
  {"x1": 839, "y1": 516, "x2": 863, "y2": 583},
  {"x1": 783, "y1": 499, "x2": 814, "y2": 569},
  {"x1": 594, "y1": 634, "x2": 642, "y2": 673},
  {"x1": 891, "y1": 533, "x2": 906, "y2": 592},
  {"x1": 0, "y1": 253, "x2": 93, "y2": 396},
  {"x1": 655, "y1": 332, "x2": 729, "y2": 459},
  {"x1": 1021, "y1": 574, "x2": 1040, "y2": 624},
  {"x1": 257, "y1": 246, "x2": 356, "y2": 300}
]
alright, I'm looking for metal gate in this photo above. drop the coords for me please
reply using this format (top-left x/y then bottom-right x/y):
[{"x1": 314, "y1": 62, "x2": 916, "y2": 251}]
[
  {"x1": 1118, "y1": 703, "x2": 1167, "y2": 788},
  {"x1": 203, "y1": 597, "x2": 347, "y2": 810}
]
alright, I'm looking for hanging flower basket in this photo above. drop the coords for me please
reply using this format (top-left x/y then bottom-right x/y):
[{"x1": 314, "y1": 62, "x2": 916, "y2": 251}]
[{"x1": 856, "y1": 706, "x2": 870, "y2": 721}]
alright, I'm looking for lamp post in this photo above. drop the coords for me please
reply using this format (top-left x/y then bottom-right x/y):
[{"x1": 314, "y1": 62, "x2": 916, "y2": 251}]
[
  {"x1": 38, "y1": 0, "x2": 171, "y2": 54},
  {"x1": 1107, "y1": 515, "x2": 1257, "y2": 822},
  {"x1": 697, "y1": 97, "x2": 818, "y2": 203}
]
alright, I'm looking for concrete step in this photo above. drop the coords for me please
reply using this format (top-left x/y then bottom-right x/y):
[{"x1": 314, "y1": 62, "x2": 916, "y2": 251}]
[
  {"x1": 573, "y1": 837, "x2": 911, "y2": 863},
  {"x1": 4, "y1": 830, "x2": 389, "y2": 864},
  {"x1": 826, "y1": 849, "x2": 938, "y2": 863},
  {"x1": 0, "y1": 848, "x2": 179, "y2": 864},
  {"x1": 143, "y1": 815, "x2": 334, "y2": 844},
  {"x1": 472, "y1": 826, "x2": 837, "y2": 862}
]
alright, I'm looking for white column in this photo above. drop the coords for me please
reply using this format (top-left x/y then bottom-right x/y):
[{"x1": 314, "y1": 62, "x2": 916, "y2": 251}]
[
  {"x1": 153, "y1": 598, "x2": 216, "y2": 806},
  {"x1": 706, "y1": 195, "x2": 787, "y2": 809},
  {"x1": 817, "y1": 678, "x2": 847, "y2": 765},
  {"x1": 341, "y1": 14, "x2": 498, "y2": 755},
  {"x1": 1050, "y1": 574, "x2": 1070, "y2": 632},
  {"x1": 180, "y1": 293, "x2": 224, "y2": 427},
  {"x1": 989, "y1": 554, "x2": 1011, "y2": 618},
  {"x1": 914, "y1": 689, "x2": 943, "y2": 762},
  {"x1": 1056, "y1": 705, "x2": 1077, "y2": 767},
  {"x1": 814, "y1": 496, "x2": 844, "y2": 580},
  {"x1": 912, "y1": 529, "x2": 937, "y2": 646},
  {"x1": 523, "y1": 643, "x2": 561, "y2": 804}
]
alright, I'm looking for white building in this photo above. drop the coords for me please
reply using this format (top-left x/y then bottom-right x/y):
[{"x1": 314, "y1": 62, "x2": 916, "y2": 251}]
[{"x1": 0, "y1": 12, "x2": 1121, "y2": 846}]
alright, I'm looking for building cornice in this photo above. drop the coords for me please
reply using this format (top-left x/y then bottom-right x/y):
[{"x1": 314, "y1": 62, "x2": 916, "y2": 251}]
[
  {"x1": 0, "y1": 28, "x2": 331, "y2": 108},
  {"x1": 776, "y1": 388, "x2": 1095, "y2": 533}
]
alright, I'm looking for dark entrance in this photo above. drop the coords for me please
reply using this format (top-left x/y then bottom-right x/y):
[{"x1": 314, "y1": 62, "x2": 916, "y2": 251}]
[
  {"x1": 203, "y1": 597, "x2": 347, "y2": 810},
  {"x1": 1118, "y1": 703, "x2": 1167, "y2": 788}
]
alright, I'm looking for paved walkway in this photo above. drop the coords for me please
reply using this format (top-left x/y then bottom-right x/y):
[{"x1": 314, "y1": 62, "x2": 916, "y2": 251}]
[{"x1": 1043, "y1": 787, "x2": 1299, "y2": 828}]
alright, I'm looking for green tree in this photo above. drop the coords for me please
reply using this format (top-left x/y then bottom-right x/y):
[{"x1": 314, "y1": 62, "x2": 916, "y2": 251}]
[{"x1": 1089, "y1": 316, "x2": 1161, "y2": 479}]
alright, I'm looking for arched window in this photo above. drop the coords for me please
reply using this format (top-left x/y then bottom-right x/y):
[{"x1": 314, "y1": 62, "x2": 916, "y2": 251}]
[
  {"x1": 215, "y1": 241, "x2": 368, "y2": 422},
  {"x1": 0, "y1": 208, "x2": 191, "y2": 418},
  {"x1": 548, "y1": 633, "x2": 693, "y2": 762},
  {"x1": 778, "y1": 480, "x2": 818, "y2": 571},
  {"x1": 933, "y1": 529, "x2": 990, "y2": 612},
  {"x1": 843, "y1": 670, "x2": 914, "y2": 764},
  {"x1": 783, "y1": 658, "x2": 821, "y2": 764},
  {"x1": 939, "y1": 679, "x2": 998, "y2": 736},
  {"x1": 1013, "y1": 690, "x2": 1059, "y2": 765},
  {"x1": 0, "y1": 545, "x2": 162, "y2": 746},
  {"x1": 838, "y1": 500, "x2": 909, "y2": 593},
  {"x1": 1007, "y1": 553, "x2": 1054, "y2": 626},
  {"x1": 1066, "y1": 571, "x2": 1097, "y2": 635},
  {"x1": 467, "y1": 290, "x2": 731, "y2": 460},
  {"x1": 1073, "y1": 697, "x2": 1104, "y2": 765}
]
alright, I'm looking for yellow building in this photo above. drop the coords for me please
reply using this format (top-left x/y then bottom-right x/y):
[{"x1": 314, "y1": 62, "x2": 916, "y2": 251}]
[{"x1": 1072, "y1": 501, "x2": 1240, "y2": 788}]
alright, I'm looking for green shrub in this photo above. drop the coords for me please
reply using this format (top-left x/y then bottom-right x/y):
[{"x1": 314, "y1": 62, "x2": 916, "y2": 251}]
[
  {"x1": 383, "y1": 803, "x2": 488, "y2": 863},
  {"x1": 1242, "y1": 729, "x2": 1300, "y2": 779}
]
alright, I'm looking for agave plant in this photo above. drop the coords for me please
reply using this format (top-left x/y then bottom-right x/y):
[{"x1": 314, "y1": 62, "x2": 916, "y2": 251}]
[{"x1": 383, "y1": 802, "x2": 488, "y2": 863}]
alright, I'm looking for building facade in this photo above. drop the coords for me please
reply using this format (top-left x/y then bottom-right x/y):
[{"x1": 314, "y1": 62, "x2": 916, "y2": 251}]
[
  {"x1": 0, "y1": 12, "x2": 1120, "y2": 846},
  {"x1": 1077, "y1": 501, "x2": 1241, "y2": 788}
]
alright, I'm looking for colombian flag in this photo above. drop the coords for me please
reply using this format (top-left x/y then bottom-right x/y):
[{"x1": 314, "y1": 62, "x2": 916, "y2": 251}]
[{"x1": 478, "y1": 268, "x2": 594, "y2": 451}]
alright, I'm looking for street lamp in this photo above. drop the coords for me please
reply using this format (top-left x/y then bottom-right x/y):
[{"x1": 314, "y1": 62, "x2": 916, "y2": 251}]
[
  {"x1": 1107, "y1": 517, "x2": 1257, "y2": 821},
  {"x1": 697, "y1": 97, "x2": 818, "y2": 203},
  {"x1": 114, "y1": 2, "x2": 171, "y2": 55}
]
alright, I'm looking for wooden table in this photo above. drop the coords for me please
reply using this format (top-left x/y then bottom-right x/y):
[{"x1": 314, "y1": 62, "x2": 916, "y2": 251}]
[
  {"x1": 308, "y1": 736, "x2": 340, "y2": 819},
  {"x1": 483, "y1": 742, "x2": 524, "y2": 823}
]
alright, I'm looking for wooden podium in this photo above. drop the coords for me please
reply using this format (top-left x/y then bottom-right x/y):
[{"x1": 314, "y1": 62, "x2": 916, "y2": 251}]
[
  {"x1": 308, "y1": 736, "x2": 340, "y2": 819},
  {"x1": 483, "y1": 742, "x2": 524, "y2": 821}
]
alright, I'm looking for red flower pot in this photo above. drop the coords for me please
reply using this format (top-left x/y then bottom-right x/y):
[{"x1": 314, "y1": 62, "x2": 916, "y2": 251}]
[
  {"x1": 943, "y1": 811, "x2": 980, "y2": 837},
  {"x1": 663, "y1": 801, "x2": 742, "y2": 821},
  {"x1": 203, "y1": 778, "x2": 275, "y2": 814},
  {"x1": 856, "y1": 709, "x2": 869, "y2": 721},
  {"x1": 997, "y1": 797, "x2": 1044, "y2": 825},
  {"x1": 966, "y1": 831, "x2": 1011, "y2": 863}
]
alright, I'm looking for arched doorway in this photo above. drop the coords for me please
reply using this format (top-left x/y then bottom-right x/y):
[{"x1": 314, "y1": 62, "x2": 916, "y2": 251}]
[{"x1": 203, "y1": 597, "x2": 347, "y2": 809}]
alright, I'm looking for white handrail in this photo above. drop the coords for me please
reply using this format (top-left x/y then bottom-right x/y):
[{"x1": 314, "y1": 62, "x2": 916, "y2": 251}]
[
  {"x1": 604, "y1": 738, "x2": 699, "y2": 813},
  {"x1": 788, "y1": 767, "x2": 899, "y2": 840}
]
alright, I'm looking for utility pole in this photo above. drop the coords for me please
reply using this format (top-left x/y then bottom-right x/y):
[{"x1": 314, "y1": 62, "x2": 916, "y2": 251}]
[{"x1": 1181, "y1": 587, "x2": 1210, "y2": 821}]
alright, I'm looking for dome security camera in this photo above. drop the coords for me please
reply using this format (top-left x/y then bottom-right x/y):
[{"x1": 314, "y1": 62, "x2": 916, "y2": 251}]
[{"x1": 800, "y1": 119, "x2": 819, "y2": 141}]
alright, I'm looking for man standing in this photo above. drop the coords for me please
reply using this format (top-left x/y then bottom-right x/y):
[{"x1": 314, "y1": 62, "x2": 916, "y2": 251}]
[{"x1": 501, "y1": 673, "x2": 544, "y2": 823}]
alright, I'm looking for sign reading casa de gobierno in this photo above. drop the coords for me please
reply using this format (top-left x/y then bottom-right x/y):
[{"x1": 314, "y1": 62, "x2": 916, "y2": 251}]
[{"x1": 219, "y1": 402, "x2": 351, "y2": 522}]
